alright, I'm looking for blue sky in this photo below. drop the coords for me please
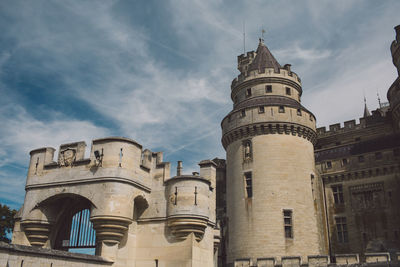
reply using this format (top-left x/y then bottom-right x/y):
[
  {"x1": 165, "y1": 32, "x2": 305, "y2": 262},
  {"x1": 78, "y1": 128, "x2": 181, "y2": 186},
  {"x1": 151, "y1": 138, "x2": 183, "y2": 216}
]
[{"x1": 0, "y1": 0, "x2": 399, "y2": 210}]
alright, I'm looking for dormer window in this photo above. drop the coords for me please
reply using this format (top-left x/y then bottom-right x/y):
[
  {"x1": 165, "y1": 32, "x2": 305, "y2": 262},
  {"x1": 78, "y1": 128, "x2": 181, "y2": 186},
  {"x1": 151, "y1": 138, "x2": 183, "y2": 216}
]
[{"x1": 265, "y1": 85, "x2": 272, "y2": 93}]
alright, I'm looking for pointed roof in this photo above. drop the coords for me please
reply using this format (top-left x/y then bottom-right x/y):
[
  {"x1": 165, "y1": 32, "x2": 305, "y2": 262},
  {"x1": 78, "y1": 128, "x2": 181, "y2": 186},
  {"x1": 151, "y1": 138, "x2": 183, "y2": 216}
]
[
  {"x1": 248, "y1": 38, "x2": 281, "y2": 73},
  {"x1": 363, "y1": 97, "x2": 371, "y2": 117}
]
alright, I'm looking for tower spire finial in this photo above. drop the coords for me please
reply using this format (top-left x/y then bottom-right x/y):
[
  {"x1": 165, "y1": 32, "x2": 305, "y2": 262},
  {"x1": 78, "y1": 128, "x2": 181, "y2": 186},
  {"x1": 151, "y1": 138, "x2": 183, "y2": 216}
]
[
  {"x1": 377, "y1": 90, "x2": 382, "y2": 108},
  {"x1": 363, "y1": 96, "x2": 371, "y2": 117},
  {"x1": 260, "y1": 28, "x2": 266, "y2": 44}
]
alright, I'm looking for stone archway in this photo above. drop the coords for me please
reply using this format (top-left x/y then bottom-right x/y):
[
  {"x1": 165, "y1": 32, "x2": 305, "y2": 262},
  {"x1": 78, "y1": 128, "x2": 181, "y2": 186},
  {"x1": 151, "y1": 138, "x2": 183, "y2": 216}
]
[{"x1": 22, "y1": 193, "x2": 96, "y2": 250}]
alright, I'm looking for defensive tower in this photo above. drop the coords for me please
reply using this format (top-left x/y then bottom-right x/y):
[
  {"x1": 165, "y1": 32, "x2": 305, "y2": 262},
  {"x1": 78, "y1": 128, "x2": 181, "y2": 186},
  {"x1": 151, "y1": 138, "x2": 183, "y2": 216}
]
[{"x1": 221, "y1": 38, "x2": 323, "y2": 264}]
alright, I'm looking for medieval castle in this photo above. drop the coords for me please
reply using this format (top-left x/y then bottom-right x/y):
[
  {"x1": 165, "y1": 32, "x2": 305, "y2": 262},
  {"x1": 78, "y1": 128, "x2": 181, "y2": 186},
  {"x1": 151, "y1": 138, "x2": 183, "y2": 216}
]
[{"x1": 0, "y1": 25, "x2": 399, "y2": 267}]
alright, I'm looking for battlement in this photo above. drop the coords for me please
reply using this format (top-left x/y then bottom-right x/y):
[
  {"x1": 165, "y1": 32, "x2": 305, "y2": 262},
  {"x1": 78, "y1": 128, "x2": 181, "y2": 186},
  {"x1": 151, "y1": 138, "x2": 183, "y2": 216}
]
[
  {"x1": 316, "y1": 107, "x2": 391, "y2": 137},
  {"x1": 316, "y1": 119, "x2": 366, "y2": 136},
  {"x1": 231, "y1": 67, "x2": 301, "y2": 91},
  {"x1": 233, "y1": 252, "x2": 399, "y2": 267},
  {"x1": 27, "y1": 136, "x2": 168, "y2": 182}
]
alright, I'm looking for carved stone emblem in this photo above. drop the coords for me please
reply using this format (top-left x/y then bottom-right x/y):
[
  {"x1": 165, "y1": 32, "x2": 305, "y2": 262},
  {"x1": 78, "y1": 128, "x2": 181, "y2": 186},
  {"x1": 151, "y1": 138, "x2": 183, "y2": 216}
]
[{"x1": 59, "y1": 148, "x2": 76, "y2": 167}]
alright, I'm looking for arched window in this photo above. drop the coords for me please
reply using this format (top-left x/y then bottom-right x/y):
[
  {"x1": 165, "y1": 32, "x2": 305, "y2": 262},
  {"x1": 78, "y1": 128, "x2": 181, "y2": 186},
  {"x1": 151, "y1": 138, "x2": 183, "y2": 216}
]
[{"x1": 54, "y1": 208, "x2": 96, "y2": 254}]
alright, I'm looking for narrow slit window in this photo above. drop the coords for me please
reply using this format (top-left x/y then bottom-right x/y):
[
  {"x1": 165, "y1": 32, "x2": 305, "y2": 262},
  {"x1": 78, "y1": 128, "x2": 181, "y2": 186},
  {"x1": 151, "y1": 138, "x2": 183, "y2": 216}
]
[
  {"x1": 283, "y1": 210, "x2": 293, "y2": 238},
  {"x1": 297, "y1": 109, "x2": 302, "y2": 116},
  {"x1": 241, "y1": 109, "x2": 246, "y2": 117},
  {"x1": 244, "y1": 172, "x2": 252, "y2": 198},
  {"x1": 286, "y1": 87, "x2": 291, "y2": 95},
  {"x1": 246, "y1": 88, "x2": 252, "y2": 97}
]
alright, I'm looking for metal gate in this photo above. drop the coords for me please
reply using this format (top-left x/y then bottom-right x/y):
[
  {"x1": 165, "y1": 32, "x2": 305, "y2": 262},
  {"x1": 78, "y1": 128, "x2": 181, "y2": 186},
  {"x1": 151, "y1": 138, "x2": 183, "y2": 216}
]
[{"x1": 63, "y1": 208, "x2": 96, "y2": 249}]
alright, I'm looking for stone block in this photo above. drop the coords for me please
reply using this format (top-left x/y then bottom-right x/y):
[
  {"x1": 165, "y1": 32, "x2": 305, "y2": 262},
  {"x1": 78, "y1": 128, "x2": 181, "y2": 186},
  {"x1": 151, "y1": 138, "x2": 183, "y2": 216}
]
[
  {"x1": 365, "y1": 252, "x2": 390, "y2": 263},
  {"x1": 235, "y1": 258, "x2": 251, "y2": 267},
  {"x1": 307, "y1": 255, "x2": 329, "y2": 267},
  {"x1": 335, "y1": 254, "x2": 359, "y2": 265},
  {"x1": 257, "y1": 257, "x2": 275, "y2": 267},
  {"x1": 282, "y1": 256, "x2": 301, "y2": 267}
]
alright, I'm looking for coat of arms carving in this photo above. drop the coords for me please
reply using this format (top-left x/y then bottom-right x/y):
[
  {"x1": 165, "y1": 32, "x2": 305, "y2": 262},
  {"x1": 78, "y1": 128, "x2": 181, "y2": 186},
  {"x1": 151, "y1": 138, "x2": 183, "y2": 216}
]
[{"x1": 59, "y1": 148, "x2": 76, "y2": 167}]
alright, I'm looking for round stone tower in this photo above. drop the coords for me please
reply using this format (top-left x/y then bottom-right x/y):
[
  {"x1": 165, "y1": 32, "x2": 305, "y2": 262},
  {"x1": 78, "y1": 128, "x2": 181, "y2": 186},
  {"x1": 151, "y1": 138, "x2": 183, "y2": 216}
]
[{"x1": 221, "y1": 39, "x2": 321, "y2": 264}]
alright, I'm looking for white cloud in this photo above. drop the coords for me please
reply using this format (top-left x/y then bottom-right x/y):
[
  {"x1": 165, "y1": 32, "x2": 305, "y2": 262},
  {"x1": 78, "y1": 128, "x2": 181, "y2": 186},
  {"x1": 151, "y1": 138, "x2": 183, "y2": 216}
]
[{"x1": 0, "y1": 0, "x2": 399, "y2": 207}]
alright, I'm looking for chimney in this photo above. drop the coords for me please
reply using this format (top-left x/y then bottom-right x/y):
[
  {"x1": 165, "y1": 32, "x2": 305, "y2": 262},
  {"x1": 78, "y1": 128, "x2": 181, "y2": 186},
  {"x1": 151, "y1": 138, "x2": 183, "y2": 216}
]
[{"x1": 177, "y1": 161, "x2": 183, "y2": 176}]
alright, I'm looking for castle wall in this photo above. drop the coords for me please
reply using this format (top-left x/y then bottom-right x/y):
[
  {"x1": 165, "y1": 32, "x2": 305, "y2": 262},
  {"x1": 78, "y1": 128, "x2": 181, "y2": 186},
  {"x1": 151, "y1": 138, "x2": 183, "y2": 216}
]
[
  {"x1": 226, "y1": 135, "x2": 321, "y2": 263},
  {"x1": 11, "y1": 137, "x2": 217, "y2": 267},
  {"x1": 315, "y1": 108, "x2": 400, "y2": 258}
]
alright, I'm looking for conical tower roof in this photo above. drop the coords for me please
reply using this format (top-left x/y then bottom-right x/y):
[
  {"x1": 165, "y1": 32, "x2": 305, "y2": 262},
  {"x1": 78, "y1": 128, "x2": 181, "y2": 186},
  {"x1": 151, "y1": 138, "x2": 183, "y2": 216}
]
[{"x1": 248, "y1": 38, "x2": 281, "y2": 73}]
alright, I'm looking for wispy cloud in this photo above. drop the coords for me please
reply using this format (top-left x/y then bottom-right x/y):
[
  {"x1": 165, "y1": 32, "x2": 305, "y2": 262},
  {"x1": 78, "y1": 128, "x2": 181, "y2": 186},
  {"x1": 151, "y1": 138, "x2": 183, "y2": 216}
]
[{"x1": 0, "y1": 0, "x2": 399, "y2": 208}]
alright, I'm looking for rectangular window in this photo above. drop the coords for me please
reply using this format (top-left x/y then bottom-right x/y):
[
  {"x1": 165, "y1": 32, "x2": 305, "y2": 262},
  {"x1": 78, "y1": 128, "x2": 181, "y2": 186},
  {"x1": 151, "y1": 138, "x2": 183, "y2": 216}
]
[
  {"x1": 326, "y1": 161, "x2": 332, "y2": 169},
  {"x1": 375, "y1": 152, "x2": 382, "y2": 160},
  {"x1": 246, "y1": 88, "x2": 252, "y2": 97},
  {"x1": 286, "y1": 87, "x2": 291, "y2": 95},
  {"x1": 310, "y1": 114, "x2": 313, "y2": 121},
  {"x1": 332, "y1": 185, "x2": 344, "y2": 204},
  {"x1": 259, "y1": 106, "x2": 265, "y2": 113},
  {"x1": 341, "y1": 158, "x2": 348, "y2": 166},
  {"x1": 283, "y1": 210, "x2": 293, "y2": 238},
  {"x1": 244, "y1": 172, "x2": 252, "y2": 198},
  {"x1": 336, "y1": 217, "x2": 348, "y2": 243},
  {"x1": 241, "y1": 109, "x2": 246, "y2": 117},
  {"x1": 358, "y1": 155, "x2": 365, "y2": 162},
  {"x1": 297, "y1": 109, "x2": 302, "y2": 116},
  {"x1": 265, "y1": 85, "x2": 272, "y2": 93},
  {"x1": 279, "y1": 106, "x2": 285, "y2": 113}
]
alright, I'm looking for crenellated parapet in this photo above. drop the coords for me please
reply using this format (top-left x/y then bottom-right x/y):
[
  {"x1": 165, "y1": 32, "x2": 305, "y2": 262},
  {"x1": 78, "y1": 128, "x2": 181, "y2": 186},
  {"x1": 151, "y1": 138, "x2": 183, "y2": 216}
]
[
  {"x1": 231, "y1": 70, "x2": 302, "y2": 101},
  {"x1": 19, "y1": 137, "x2": 172, "y2": 251},
  {"x1": 316, "y1": 108, "x2": 392, "y2": 139},
  {"x1": 316, "y1": 119, "x2": 367, "y2": 137},
  {"x1": 233, "y1": 252, "x2": 396, "y2": 266}
]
